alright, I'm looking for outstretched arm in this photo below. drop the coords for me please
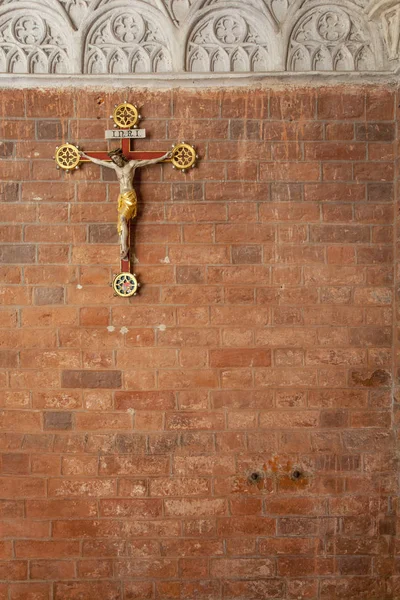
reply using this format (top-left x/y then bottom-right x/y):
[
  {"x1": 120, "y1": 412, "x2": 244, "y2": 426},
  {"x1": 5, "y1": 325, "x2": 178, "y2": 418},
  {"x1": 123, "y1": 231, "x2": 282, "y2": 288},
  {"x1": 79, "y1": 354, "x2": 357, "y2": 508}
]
[
  {"x1": 80, "y1": 152, "x2": 116, "y2": 170},
  {"x1": 131, "y1": 151, "x2": 172, "y2": 169}
]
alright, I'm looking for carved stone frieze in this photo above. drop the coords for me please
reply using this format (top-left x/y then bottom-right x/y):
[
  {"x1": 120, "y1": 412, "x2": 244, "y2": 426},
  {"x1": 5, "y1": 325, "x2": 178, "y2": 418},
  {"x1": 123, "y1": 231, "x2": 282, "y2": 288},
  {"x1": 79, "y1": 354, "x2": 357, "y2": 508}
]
[
  {"x1": 0, "y1": 4, "x2": 71, "y2": 73},
  {"x1": 0, "y1": 0, "x2": 396, "y2": 76},
  {"x1": 84, "y1": 6, "x2": 171, "y2": 73},
  {"x1": 288, "y1": 6, "x2": 375, "y2": 72},
  {"x1": 187, "y1": 11, "x2": 276, "y2": 72}
]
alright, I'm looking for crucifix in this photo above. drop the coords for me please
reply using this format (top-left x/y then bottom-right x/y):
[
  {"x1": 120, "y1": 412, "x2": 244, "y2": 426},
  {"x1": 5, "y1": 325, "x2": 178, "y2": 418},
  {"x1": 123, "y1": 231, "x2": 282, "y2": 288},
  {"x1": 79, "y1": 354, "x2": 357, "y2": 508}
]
[{"x1": 54, "y1": 101, "x2": 198, "y2": 298}]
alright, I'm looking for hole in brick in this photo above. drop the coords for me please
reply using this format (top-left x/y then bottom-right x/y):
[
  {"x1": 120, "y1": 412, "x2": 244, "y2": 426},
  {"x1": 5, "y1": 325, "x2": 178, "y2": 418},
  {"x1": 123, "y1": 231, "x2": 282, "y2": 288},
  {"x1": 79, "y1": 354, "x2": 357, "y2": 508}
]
[
  {"x1": 291, "y1": 470, "x2": 302, "y2": 480},
  {"x1": 97, "y1": 96, "x2": 104, "y2": 105},
  {"x1": 248, "y1": 471, "x2": 262, "y2": 483}
]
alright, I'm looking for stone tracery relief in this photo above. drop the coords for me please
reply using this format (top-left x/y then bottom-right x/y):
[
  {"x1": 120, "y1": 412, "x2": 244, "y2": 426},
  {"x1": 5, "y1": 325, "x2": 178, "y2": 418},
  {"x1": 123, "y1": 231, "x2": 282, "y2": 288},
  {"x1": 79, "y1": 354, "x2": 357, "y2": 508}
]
[
  {"x1": 0, "y1": 0, "x2": 396, "y2": 75},
  {"x1": 84, "y1": 7, "x2": 172, "y2": 73},
  {"x1": 0, "y1": 8, "x2": 71, "y2": 73},
  {"x1": 288, "y1": 5, "x2": 375, "y2": 72},
  {"x1": 187, "y1": 12, "x2": 275, "y2": 72}
]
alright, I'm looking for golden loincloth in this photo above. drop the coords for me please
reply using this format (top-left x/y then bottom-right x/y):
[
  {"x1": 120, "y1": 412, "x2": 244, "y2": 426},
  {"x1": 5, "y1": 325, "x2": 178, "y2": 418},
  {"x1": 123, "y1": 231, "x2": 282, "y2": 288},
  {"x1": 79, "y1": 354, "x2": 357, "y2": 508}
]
[{"x1": 117, "y1": 190, "x2": 137, "y2": 234}]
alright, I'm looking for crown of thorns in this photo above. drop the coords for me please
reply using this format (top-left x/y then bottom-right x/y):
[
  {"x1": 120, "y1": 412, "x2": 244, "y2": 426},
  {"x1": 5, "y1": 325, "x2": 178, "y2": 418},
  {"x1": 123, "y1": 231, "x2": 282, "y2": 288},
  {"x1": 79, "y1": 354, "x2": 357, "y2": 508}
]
[{"x1": 108, "y1": 148, "x2": 128, "y2": 161}]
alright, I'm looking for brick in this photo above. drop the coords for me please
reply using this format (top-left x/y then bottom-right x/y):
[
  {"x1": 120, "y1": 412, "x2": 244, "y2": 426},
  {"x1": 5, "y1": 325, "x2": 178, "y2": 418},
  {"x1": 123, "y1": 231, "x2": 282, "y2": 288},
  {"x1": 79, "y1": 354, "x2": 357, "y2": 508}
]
[
  {"x1": 75, "y1": 412, "x2": 131, "y2": 431},
  {"x1": 99, "y1": 498, "x2": 162, "y2": 518},
  {"x1": 323, "y1": 162, "x2": 353, "y2": 181},
  {"x1": 210, "y1": 349, "x2": 271, "y2": 367},
  {"x1": 318, "y1": 90, "x2": 365, "y2": 119},
  {"x1": 166, "y1": 412, "x2": 224, "y2": 430},
  {"x1": 34, "y1": 287, "x2": 64, "y2": 305},
  {"x1": 15, "y1": 540, "x2": 79, "y2": 559},
  {"x1": 0, "y1": 183, "x2": 19, "y2": 203},
  {"x1": 43, "y1": 412, "x2": 72, "y2": 431},
  {"x1": 230, "y1": 497, "x2": 262, "y2": 515},
  {"x1": 159, "y1": 370, "x2": 218, "y2": 390},
  {"x1": 100, "y1": 456, "x2": 169, "y2": 476},
  {"x1": 9, "y1": 583, "x2": 50, "y2": 599},
  {"x1": 26, "y1": 499, "x2": 97, "y2": 518},
  {"x1": 80, "y1": 307, "x2": 109, "y2": 326},
  {"x1": 25, "y1": 225, "x2": 86, "y2": 243},
  {"x1": 273, "y1": 142, "x2": 303, "y2": 160},
  {"x1": 305, "y1": 142, "x2": 365, "y2": 160},
  {"x1": 305, "y1": 182, "x2": 365, "y2": 202},
  {"x1": 354, "y1": 162, "x2": 394, "y2": 181},
  {"x1": 260, "y1": 203, "x2": 319, "y2": 223},
  {"x1": 217, "y1": 516, "x2": 275, "y2": 537},
  {"x1": 369, "y1": 141, "x2": 395, "y2": 161},
  {"x1": 0, "y1": 500, "x2": 24, "y2": 518},
  {"x1": 160, "y1": 285, "x2": 222, "y2": 305},
  {"x1": 48, "y1": 479, "x2": 116, "y2": 498},
  {"x1": 115, "y1": 391, "x2": 175, "y2": 411},
  {"x1": 88, "y1": 224, "x2": 118, "y2": 244},
  {"x1": 174, "y1": 90, "x2": 220, "y2": 118},
  {"x1": 221, "y1": 90, "x2": 268, "y2": 118},
  {"x1": 0, "y1": 226, "x2": 22, "y2": 243},
  {"x1": 325, "y1": 122, "x2": 354, "y2": 140},
  {"x1": 216, "y1": 224, "x2": 275, "y2": 244},
  {"x1": 229, "y1": 120, "x2": 262, "y2": 140},
  {"x1": 205, "y1": 182, "x2": 269, "y2": 202},
  {"x1": 22, "y1": 182, "x2": 75, "y2": 203},
  {"x1": 149, "y1": 478, "x2": 209, "y2": 497},
  {"x1": 356, "y1": 123, "x2": 395, "y2": 141},
  {"x1": 0, "y1": 477, "x2": 45, "y2": 497},
  {"x1": 278, "y1": 557, "x2": 334, "y2": 576},
  {"x1": 77, "y1": 559, "x2": 113, "y2": 579},
  {"x1": 263, "y1": 121, "x2": 323, "y2": 141},
  {"x1": 226, "y1": 160, "x2": 258, "y2": 180},
  {"x1": 366, "y1": 89, "x2": 395, "y2": 119},
  {"x1": 270, "y1": 90, "x2": 316, "y2": 120},
  {"x1": 0, "y1": 245, "x2": 35, "y2": 264},
  {"x1": 260, "y1": 162, "x2": 320, "y2": 181},
  {"x1": 164, "y1": 498, "x2": 227, "y2": 517},
  {"x1": 61, "y1": 370, "x2": 122, "y2": 388},
  {"x1": 223, "y1": 580, "x2": 284, "y2": 599},
  {"x1": 30, "y1": 560, "x2": 75, "y2": 580},
  {"x1": 54, "y1": 582, "x2": 121, "y2": 600},
  {"x1": 0, "y1": 454, "x2": 29, "y2": 474},
  {"x1": 0, "y1": 90, "x2": 25, "y2": 117}
]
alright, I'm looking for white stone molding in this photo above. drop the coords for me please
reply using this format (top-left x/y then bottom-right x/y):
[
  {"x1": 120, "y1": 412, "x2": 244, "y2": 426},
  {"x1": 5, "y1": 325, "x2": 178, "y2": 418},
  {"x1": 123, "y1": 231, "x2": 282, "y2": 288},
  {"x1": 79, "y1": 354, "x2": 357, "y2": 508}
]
[{"x1": 0, "y1": 0, "x2": 398, "y2": 81}]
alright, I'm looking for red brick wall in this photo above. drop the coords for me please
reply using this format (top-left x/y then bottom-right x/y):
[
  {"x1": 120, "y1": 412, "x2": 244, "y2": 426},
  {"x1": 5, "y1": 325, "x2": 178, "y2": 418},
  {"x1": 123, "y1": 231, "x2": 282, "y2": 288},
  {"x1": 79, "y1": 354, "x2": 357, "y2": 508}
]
[{"x1": 0, "y1": 86, "x2": 397, "y2": 599}]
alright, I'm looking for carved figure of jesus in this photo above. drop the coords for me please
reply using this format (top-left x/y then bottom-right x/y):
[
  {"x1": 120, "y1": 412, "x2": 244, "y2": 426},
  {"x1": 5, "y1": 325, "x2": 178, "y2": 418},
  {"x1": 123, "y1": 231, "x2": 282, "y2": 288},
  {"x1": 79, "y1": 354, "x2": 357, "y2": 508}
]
[{"x1": 80, "y1": 148, "x2": 171, "y2": 259}]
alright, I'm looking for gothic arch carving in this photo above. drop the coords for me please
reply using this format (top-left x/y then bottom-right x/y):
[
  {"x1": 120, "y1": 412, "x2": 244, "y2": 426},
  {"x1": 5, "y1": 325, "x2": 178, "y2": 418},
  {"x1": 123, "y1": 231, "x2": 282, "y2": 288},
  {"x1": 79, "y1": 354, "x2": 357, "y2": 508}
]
[
  {"x1": 285, "y1": 2, "x2": 380, "y2": 72},
  {"x1": 186, "y1": 4, "x2": 280, "y2": 72},
  {"x1": 0, "y1": 0, "x2": 396, "y2": 76},
  {"x1": 82, "y1": 2, "x2": 173, "y2": 73},
  {"x1": 0, "y1": 2, "x2": 73, "y2": 73}
]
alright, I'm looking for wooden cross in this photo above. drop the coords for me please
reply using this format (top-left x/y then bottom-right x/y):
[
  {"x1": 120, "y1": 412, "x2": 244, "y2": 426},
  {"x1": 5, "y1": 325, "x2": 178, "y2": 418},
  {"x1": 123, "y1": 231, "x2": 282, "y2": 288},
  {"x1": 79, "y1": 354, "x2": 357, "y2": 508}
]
[{"x1": 55, "y1": 101, "x2": 197, "y2": 297}]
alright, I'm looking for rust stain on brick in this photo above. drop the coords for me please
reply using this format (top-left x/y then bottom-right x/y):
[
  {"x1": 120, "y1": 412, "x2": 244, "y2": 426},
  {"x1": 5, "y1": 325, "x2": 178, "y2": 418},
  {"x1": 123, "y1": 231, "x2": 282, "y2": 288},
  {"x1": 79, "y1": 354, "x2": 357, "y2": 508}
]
[{"x1": 351, "y1": 369, "x2": 391, "y2": 387}]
